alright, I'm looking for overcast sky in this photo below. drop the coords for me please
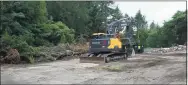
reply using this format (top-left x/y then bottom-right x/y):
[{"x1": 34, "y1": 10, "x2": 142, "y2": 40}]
[{"x1": 114, "y1": 1, "x2": 186, "y2": 26}]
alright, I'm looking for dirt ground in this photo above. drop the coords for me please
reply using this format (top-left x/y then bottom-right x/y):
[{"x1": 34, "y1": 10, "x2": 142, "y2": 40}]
[{"x1": 1, "y1": 50, "x2": 187, "y2": 84}]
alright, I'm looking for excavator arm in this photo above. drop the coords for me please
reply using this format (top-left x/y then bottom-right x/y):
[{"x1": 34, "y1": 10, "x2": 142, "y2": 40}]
[{"x1": 107, "y1": 18, "x2": 132, "y2": 35}]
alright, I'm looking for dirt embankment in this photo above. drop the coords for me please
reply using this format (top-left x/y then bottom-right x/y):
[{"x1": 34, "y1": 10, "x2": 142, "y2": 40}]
[{"x1": 1, "y1": 50, "x2": 186, "y2": 84}]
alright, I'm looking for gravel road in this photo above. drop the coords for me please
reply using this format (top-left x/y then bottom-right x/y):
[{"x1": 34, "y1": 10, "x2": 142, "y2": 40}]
[{"x1": 1, "y1": 50, "x2": 186, "y2": 84}]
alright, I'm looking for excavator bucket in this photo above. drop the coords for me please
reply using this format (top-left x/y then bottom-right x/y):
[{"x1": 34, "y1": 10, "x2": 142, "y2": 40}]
[{"x1": 79, "y1": 54, "x2": 105, "y2": 64}]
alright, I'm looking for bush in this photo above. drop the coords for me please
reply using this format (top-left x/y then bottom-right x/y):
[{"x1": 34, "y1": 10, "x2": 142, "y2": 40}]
[
  {"x1": 1, "y1": 32, "x2": 40, "y2": 63},
  {"x1": 2, "y1": 34, "x2": 29, "y2": 53},
  {"x1": 1, "y1": 21, "x2": 76, "y2": 64},
  {"x1": 40, "y1": 21, "x2": 75, "y2": 45},
  {"x1": 20, "y1": 33, "x2": 35, "y2": 46},
  {"x1": 33, "y1": 37, "x2": 53, "y2": 46}
]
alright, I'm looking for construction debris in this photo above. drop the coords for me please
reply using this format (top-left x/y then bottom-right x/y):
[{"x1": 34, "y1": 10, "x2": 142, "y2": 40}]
[
  {"x1": 1, "y1": 49, "x2": 20, "y2": 64},
  {"x1": 146, "y1": 45, "x2": 186, "y2": 54}
]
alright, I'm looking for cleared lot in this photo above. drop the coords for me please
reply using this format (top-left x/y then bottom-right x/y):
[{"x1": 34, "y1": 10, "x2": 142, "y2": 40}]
[{"x1": 1, "y1": 51, "x2": 186, "y2": 84}]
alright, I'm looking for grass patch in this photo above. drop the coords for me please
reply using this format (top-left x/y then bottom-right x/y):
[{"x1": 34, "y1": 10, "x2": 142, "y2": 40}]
[{"x1": 28, "y1": 56, "x2": 35, "y2": 64}]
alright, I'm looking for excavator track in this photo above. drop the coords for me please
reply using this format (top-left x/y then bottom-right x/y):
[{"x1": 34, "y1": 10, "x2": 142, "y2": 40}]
[{"x1": 79, "y1": 52, "x2": 128, "y2": 64}]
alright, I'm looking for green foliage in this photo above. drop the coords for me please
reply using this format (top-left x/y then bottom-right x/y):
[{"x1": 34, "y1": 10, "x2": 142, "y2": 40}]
[
  {"x1": 1, "y1": 32, "x2": 33, "y2": 53},
  {"x1": 25, "y1": 1, "x2": 47, "y2": 24},
  {"x1": 158, "y1": 10, "x2": 186, "y2": 46},
  {"x1": 1, "y1": 1, "x2": 118, "y2": 59},
  {"x1": 40, "y1": 21, "x2": 75, "y2": 45},
  {"x1": 149, "y1": 21, "x2": 155, "y2": 29},
  {"x1": 46, "y1": 1, "x2": 118, "y2": 38},
  {"x1": 87, "y1": 1, "x2": 114, "y2": 33},
  {"x1": 21, "y1": 33, "x2": 35, "y2": 46},
  {"x1": 46, "y1": 1, "x2": 90, "y2": 36},
  {"x1": 134, "y1": 10, "x2": 147, "y2": 29},
  {"x1": 146, "y1": 29, "x2": 159, "y2": 47},
  {"x1": 33, "y1": 37, "x2": 53, "y2": 46},
  {"x1": 137, "y1": 28, "x2": 149, "y2": 47},
  {"x1": 109, "y1": 6, "x2": 123, "y2": 21},
  {"x1": 146, "y1": 10, "x2": 186, "y2": 47}
]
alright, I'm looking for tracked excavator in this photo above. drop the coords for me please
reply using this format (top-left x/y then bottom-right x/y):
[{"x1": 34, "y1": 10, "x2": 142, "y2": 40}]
[{"x1": 79, "y1": 18, "x2": 143, "y2": 63}]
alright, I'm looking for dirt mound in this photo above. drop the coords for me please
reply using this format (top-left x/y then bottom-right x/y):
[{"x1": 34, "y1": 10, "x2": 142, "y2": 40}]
[{"x1": 1, "y1": 49, "x2": 20, "y2": 64}]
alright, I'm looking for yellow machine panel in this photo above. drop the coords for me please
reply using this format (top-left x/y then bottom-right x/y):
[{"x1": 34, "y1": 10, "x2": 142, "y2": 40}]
[{"x1": 108, "y1": 38, "x2": 122, "y2": 49}]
